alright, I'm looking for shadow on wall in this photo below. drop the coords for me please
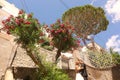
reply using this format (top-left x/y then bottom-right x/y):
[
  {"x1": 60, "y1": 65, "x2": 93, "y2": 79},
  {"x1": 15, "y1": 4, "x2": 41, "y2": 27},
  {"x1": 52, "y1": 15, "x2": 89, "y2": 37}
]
[
  {"x1": 13, "y1": 67, "x2": 37, "y2": 80},
  {"x1": 112, "y1": 65, "x2": 120, "y2": 80}
]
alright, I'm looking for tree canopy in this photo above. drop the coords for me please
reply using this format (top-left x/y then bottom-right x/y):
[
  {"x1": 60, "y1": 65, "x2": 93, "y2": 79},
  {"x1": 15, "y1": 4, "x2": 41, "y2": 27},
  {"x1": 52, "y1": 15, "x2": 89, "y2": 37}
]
[{"x1": 62, "y1": 5, "x2": 109, "y2": 39}]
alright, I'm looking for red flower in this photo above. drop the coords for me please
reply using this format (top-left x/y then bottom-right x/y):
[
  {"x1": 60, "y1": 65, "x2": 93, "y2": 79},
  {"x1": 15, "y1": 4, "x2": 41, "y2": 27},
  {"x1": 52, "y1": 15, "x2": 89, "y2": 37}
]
[
  {"x1": 25, "y1": 21, "x2": 31, "y2": 24},
  {"x1": 60, "y1": 24, "x2": 64, "y2": 28},
  {"x1": 57, "y1": 19, "x2": 61, "y2": 23},
  {"x1": 46, "y1": 28, "x2": 50, "y2": 32},
  {"x1": 40, "y1": 33, "x2": 44, "y2": 36},
  {"x1": 57, "y1": 30, "x2": 62, "y2": 33},
  {"x1": 28, "y1": 14, "x2": 32, "y2": 18},
  {"x1": 50, "y1": 42, "x2": 54, "y2": 46},
  {"x1": 5, "y1": 26, "x2": 10, "y2": 29},
  {"x1": 19, "y1": 10, "x2": 23, "y2": 14},
  {"x1": 7, "y1": 31, "x2": 10, "y2": 34},
  {"x1": 77, "y1": 40, "x2": 80, "y2": 43},
  {"x1": 9, "y1": 15, "x2": 13, "y2": 18},
  {"x1": 35, "y1": 19, "x2": 40, "y2": 24},
  {"x1": 62, "y1": 29, "x2": 65, "y2": 33},
  {"x1": 54, "y1": 31, "x2": 57, "y2": 34},
  {"x1": 51, "y1": 30, "x2": 55, "y2": 33},
  {"x1": 68, "y1": 25, "x2": 72, "y2": 29},
  {"x1": 2, "y1": 20, "x2": 5, "y2": 24},
  {"x1": 63, "y1": 38, "x2": 67, "y2": 41},
  {"x1": 10, "y1": 26, "x2": 15, "y2": 29},
  {"x1": 15, "y1": 19, "x2": 20, "y2": 25},
  {"x1": 50, "y1": 24, "x2": 54, "y2": 27},
  {"x1": 39, "y1": 39, "x2": 44, "y2": 43},
  {"x1": 72, "y1": 28, "x2": 75, "y2": 31},
  {"x1": 19, "y1": 18, "x2": 24, "y2": 22},
  {"x1": 44, "y1": 25, "x2": 48, "y2": 29},
  {"x1": 77, "y1": 36, "x2": 80, "y2": 38},
  {"x1": 6, "y1": 18, "x2": 10, "y2": 22}
]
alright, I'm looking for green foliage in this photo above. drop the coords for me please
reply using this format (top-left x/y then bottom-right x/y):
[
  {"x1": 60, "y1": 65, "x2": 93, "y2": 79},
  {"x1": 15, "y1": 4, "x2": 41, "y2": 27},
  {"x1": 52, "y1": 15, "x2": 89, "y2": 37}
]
[
  {"x1": 41, "y1": 41, "x2": 54, "y2": 51},
  {"x1": 111, "y1": 53, "x2": 120, "y2": 65},
  {"x1": 36, "y1": 62, "x2": 71, "y2": 80},
  {"x1": 110, "y1": 48, "x2": 120, "y2": 65},
  {"x1": 62, "y1": 5, "x2": 109, "y2": 39},
  {"x1": 88, "y1": 50, "x2": 113, "y2": 68}
]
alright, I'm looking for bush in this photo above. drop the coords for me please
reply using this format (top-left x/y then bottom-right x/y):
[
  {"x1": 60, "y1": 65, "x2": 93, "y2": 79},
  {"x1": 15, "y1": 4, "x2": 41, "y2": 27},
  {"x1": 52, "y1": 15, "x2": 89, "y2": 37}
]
[
  {"x1": 36, "y1": 62, "x2": 71, "y2": 80},
  {"x1": 111, "y1": 52, "x2": 120, "y2": 65},
  {"x1": 88, "y1": 50, "x2": 113, "y2": 68}
]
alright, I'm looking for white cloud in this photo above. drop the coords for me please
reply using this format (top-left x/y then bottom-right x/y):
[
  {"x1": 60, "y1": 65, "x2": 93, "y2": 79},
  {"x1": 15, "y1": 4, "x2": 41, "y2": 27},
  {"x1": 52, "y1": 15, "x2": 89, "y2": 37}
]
[
  {"x1": 106, "y1": 35, "x2": 120, "y2": 53},
  {"x1": 105, "y1": 0, "x2": 120, "y2": 23}
]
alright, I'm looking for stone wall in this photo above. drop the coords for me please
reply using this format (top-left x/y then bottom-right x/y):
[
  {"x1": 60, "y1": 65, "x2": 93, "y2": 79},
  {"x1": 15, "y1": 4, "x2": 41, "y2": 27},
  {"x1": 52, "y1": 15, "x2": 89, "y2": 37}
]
[
  {"x1": 64, "y1": 64, "x2": 120, "y2": 80},
  {"x1": 111, "y1": 65, "x2": 120, "y2": 80},
  {"x1": 11, "y1": 46, "x2": 120, "y2": 80},
  {"x1": 86, "y1": 65, "x2": 120, "y2": 80}
]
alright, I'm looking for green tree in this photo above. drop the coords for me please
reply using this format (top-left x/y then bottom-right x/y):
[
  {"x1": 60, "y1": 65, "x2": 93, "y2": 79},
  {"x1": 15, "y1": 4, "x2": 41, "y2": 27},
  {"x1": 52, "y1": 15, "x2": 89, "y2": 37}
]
[{"x1": 62, "y1": 5, "x2": 109, "y2": 48}]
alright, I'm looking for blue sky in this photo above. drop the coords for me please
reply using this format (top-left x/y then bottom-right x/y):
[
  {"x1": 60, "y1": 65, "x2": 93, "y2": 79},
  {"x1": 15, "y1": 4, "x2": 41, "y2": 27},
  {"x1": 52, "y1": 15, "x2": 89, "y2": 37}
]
[{"x1": 8, "y1": 0, "x2": 120, "y2": 52}]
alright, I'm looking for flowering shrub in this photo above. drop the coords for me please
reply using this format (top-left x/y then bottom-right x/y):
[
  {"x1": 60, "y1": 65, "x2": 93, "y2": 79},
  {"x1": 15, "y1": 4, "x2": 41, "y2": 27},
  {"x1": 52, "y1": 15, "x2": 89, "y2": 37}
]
[
  {"x1": 47, "y1": 19, "x2": 81, "y2": 60},
  {"x1": 1, "y1": 10, "x2": 47, "y2": 71},
  {"x1": 2, "y1": 10, "x2": 45, "y2": 49}
]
